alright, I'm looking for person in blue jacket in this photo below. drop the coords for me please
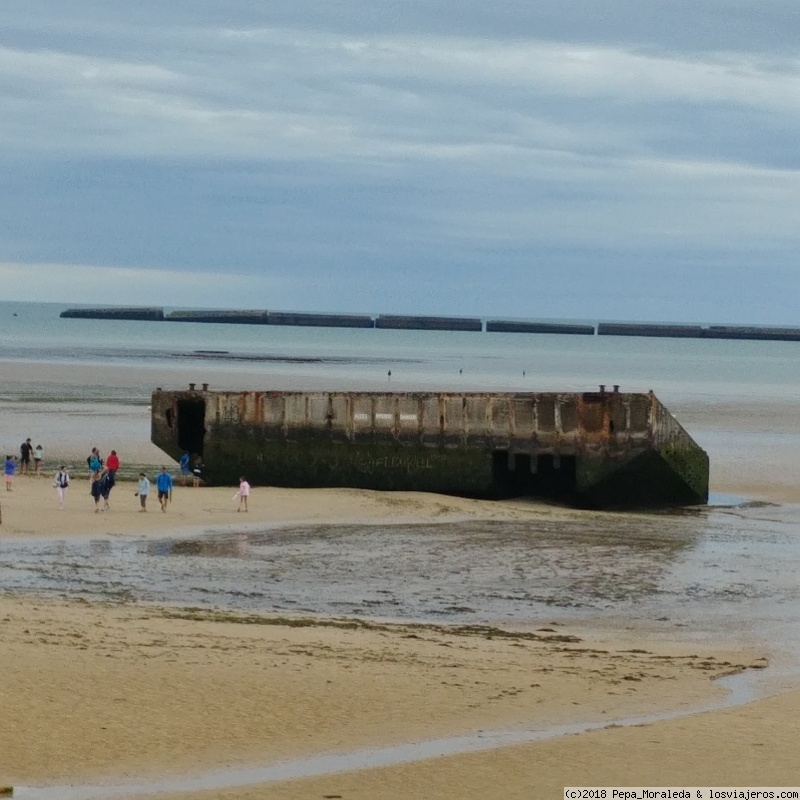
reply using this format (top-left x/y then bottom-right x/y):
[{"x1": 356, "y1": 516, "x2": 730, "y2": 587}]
[
  {"x1": 156, "y1": 467, "x2": 173, "y2": 513},
  {"x1": 179, "y1": 452, "x2": 191, "y2": 486}
]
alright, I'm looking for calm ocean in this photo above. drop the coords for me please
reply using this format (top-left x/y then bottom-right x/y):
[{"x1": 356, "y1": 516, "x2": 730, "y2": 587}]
[{"x1": 3, "y1": 300, "x2": 800, "y2": 405}]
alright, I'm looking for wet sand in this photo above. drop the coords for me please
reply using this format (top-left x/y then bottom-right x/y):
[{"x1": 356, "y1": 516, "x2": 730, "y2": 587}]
[
  {"x1": 0, "y1": 595, "x2": 766, "y2": 795},
  {"x1": 171, "y1": 688, "x2": 800, "y2": 800},
  {"x1": 3, "y1": 362, "x2": 800, "y2": 796},
  {"x1": 1, "y1": 477, "x2": 798, "y2": 797}
]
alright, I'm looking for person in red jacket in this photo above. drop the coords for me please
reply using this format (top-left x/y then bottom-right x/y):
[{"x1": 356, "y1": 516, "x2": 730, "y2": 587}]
[{"x1": 106, "y1": 450, "x2": 120, "y2": 480}]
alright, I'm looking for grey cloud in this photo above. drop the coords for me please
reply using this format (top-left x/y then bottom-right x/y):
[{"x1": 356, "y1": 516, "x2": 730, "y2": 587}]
[
  {"x1": 2, "y1": 30, "x2": 799, "y2": 170},
  {"x1": 7, "y1": 1, "x2": 800, "y2": 54},
  {"x1": 1, "y1": 1, "x2": 799, "y2": 323}
]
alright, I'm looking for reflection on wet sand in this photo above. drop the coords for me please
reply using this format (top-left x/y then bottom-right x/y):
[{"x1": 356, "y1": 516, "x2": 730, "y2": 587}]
[
  {"x1": 1, "y1": 516, "x2": 704, "y2": 620},
  {"x1": 4, "y1": 501, "x2": 798, "y2": 650},
  {"x1": 2, "y1": 498, "x2": 800, "y2": 661}
]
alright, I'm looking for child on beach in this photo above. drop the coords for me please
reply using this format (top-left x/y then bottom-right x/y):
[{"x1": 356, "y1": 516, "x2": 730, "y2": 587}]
[
  {"x1": 135, "y1": 472, "x2": 150, "y2": 512},
  {"x1": 90, "y1": 470, "x2": 102, "y2": 511},
  {"x1": 179, "y1": 452, "x2": 190, "y2": 486},
  {"x1": 53, "y1": 466, "x2": 69, "y2": 509},
  {"x1": 192, "y1": 459, "x2": 203, "y2": 487},
  {"x1": 34, "y1": 444, "x2": 44, "y2": 476},
  {"x1": 4, "y1": 456, "x2": 15, "y2": 491},
  {"x1": 235, "y1": 477, "x2": 250, "y2": 512}
]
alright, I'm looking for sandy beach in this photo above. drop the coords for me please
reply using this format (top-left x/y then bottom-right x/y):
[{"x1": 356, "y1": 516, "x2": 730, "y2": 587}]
[
  {"x1": 0, "y1": 473, "x2": 798, "y2": 797},
  {"x1": 2, "y1": 356, "x2": 800, "y2": 797}
]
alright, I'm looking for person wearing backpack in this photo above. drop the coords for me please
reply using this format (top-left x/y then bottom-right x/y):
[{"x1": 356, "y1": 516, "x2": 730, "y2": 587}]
[
  {"x1": 98, "y1": 469, "x2": 114, "y2": 511},
  {"x1": 87, "y1": 448, "x2": 102, "y2": 475},
  {"x1": 53, "y1": 466, "x2": 70, "y2": 510}
]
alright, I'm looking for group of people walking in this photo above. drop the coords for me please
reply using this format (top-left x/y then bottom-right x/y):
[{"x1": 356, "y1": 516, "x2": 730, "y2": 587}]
[
  {"x1": 4, "y1": 441, "x2": 252, "y2": 514},
  {"x1": 88, "y1": 448, "x2": 119, "y2": 512},
  {"x1": 135, "y1": 467, "x2": 175, "y2": 513}
]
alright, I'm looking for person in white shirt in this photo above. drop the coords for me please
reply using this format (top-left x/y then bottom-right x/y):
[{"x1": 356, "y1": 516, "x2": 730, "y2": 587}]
[
  {"x1": 34, "y1": 444, "x2": 44, "y2": 476},
  {"x1": 136, "y1": 473, "x2": 150, "y2": 512},
  {"x1": 53, "y1": 466, "x2": 70, "y2": 509}
]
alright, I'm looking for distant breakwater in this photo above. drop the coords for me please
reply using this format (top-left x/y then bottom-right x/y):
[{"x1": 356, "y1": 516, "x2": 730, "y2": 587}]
[{"x1": 59, "y1": 307, "x2": 800, "y2": 342}]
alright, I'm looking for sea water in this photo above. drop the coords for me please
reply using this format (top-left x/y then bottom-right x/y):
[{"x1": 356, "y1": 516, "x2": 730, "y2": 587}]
[
  {"x1": 3, "y1": 300, "x2": 800, "y2": 649},
  {"x1": 3, "y1": 300, "x2": 800, "y2": 403}
]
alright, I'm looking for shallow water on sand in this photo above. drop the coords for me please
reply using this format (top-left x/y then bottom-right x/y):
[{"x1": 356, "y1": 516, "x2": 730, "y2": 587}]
[
  {"x1": 6, "y1": 500, "x2": 800, "y2": 798},
  {"x1": 9, "y1": 668, "x2": 764, "y2": 800},
  {"x1": 3, "y1": 499, "x2": 800, "y2": 656}
]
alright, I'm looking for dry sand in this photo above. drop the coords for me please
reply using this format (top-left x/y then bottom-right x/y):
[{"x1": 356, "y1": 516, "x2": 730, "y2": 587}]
[{"x1": 0, "y1": 476, "x2": 593, "y2": 539}]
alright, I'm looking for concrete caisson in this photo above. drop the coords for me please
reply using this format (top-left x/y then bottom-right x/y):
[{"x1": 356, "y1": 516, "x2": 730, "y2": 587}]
[{"x1": 151, "y1": 387, "x2": 708, "y2": 509}]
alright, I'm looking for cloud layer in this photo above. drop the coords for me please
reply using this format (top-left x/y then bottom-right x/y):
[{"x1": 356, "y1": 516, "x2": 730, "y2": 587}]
[{"x1": 2, "y1": 2, "x2": 799, "y2": 322}]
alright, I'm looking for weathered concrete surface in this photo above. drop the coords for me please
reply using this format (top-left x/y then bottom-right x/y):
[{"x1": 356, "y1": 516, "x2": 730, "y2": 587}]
[
  {"x1": 152, "y1": 388, "x2": 708, "y2": 509},
  {"x1": 486, "y1": 320, "x2": 594, "y2": 335},
  {"x1": 597, "y1": 322, "x2": 706, "y2": 338},
  {"x1": 265, "y1": 311, "x2": 374, "y2": 328},
  {"x1": 165, "y1": 309, "x2": 267, "y2": 324},
  {"x1": 375, "y1": 315, "x2": 482, "y2": 332},
  {"x1": 61, "y1": 307, "x2": 800, "y2": 342},
  {"x1": 60, "y1": 307, "x2": 164, "y2": 321}
]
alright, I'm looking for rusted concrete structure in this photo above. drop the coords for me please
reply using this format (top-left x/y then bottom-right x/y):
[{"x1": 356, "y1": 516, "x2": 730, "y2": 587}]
[
  {"x1": 61, "y1": 307, "x2": 800, "y2": 343},
  {"x1": 151, "y1": 387, "x2": 708, "y2": 509},
  {"x1": 598, "y1": 322, "x2": 706, "y2": 338},
  {"x1": 61, "y1": 307, "x2": 164, "y2": 321},
  {"x1": 486, "y1": 320, "x2": 594, "y2": 335},
  {"x1": 375, "y1": 315, "x2": 482, "y2": 332}
]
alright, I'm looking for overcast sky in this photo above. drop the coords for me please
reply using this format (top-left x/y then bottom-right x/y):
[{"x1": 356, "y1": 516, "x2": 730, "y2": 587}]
[{"x1": 2, "y1": 2, "x2": 799, "y2": 323}]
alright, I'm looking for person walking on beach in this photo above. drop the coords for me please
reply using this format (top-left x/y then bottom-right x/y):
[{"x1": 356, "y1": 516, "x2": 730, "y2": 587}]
[
  {"x1": 235, "y1": 477, "x2": 250, "y2": 512},
  {"x1": 106, "y1": 450, "x2": 120, "y2": 480},
  {"x1": 192, "y1": 458, "x2": 203, "y2": 487},
  {"x1": 98, "y1": 468, "x2": 114, "y2": 511},
  {"x1": 20, "y1": 438, "x2": 32, "y2": 474},
  {"x1": 156, "y1": 467, "x2": 173, "y2": 512},
  {"x1": 87, "y1": 448, "x2": 102, "y2": 476},
  {"x1": 179, "y1": 452, "x2": 190, "y2": 486},
  {"x1": 53, "y1": 465, "x2": 70, "y2": 510},
  {"x1": 135, "y1": 472, "x2": 150, "y2": 512},
  {"x1": 90, "y1": 470, "x2": 103, "y2": 512},
  {"x1": 34, "y1": 444, "x2": 44, "y2": 476},
  {"x1": 4, "y1": 456, "x2": 16, "y2": 491}
]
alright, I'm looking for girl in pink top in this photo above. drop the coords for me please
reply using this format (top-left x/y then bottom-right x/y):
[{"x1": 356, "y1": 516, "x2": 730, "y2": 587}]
[{"x1": 236, "y1": 477, "x2": 250, "y2": 512}]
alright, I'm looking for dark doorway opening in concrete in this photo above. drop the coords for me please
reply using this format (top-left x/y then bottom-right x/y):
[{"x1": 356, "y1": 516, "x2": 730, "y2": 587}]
[
  {"x1": 492, "y1": 451, "x2": 577, "y2": 503},
  {"x1": 177, "y1": 399, "x2": 206, "y2": 457}
]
